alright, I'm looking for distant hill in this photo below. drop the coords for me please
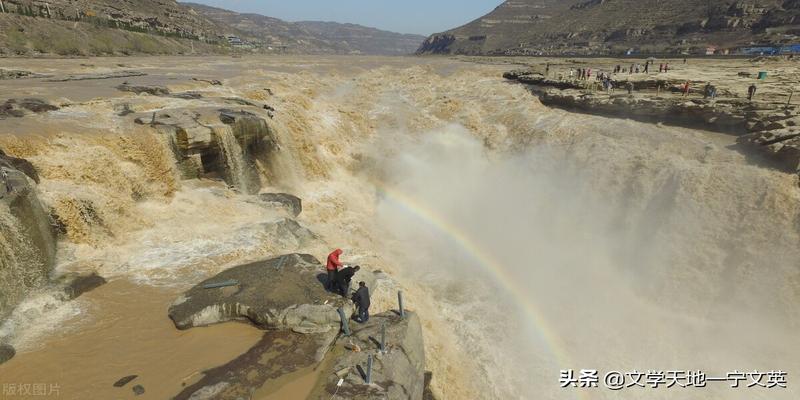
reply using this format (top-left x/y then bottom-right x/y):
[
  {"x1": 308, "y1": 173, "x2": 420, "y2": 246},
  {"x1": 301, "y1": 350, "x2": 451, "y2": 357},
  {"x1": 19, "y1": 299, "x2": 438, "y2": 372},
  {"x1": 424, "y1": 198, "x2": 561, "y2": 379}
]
[
  {"x1": 417, "y1": 0, "x2": 800, "y2": 56},
  {"x1": 0, "y1": 0, "x2": 425, "y2": 56},
  {"x1": 183, "y1": 2, "x2": 425, "y2": 55},
  {"x1": 296, "y1": 21, "x2": 426, "y2": 55}
]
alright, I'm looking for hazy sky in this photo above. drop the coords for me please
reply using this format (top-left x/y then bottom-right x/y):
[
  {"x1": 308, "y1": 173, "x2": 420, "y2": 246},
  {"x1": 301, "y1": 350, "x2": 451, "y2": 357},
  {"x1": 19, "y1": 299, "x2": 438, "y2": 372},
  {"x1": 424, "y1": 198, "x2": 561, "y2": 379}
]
[{"x1": 182, "y1": 0, "x2": 500, "y2": 36}]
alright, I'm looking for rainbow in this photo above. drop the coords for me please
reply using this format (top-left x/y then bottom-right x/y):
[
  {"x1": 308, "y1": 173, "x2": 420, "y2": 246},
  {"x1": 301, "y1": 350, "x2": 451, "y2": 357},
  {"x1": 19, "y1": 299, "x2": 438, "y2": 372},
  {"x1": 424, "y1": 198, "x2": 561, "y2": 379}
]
[{"x1": 373, "y1": 181, "x2": 586, "y2": 399}]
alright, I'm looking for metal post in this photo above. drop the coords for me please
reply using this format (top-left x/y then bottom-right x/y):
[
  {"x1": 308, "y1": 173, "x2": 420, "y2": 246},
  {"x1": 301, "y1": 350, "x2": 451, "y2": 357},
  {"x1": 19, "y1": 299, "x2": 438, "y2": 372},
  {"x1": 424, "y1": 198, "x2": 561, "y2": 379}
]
[
  {"x1": 337, "y1": 307, "x2": 350, "y2": 336},
  {"x1": 380, "y1": 322, "x2": 386, "y2": 353},
  {"x1": 397, "y1": 291, "x2": 405, "y2": 319},
  {"x1": 365, "y1": 354, "x2": 373, "y2": 384}
]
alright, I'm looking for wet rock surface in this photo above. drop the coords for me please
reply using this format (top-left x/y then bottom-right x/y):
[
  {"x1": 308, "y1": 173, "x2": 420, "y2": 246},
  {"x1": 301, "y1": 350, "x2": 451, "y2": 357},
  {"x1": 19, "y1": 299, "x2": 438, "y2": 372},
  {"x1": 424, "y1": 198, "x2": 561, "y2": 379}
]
[
  {"x1": 116, "y1": 83, "x2": 171, "y2": 96},
  {"x1": 113, "y1": 375, "x2": 138, "y2": 388},
  {"x1": 132, "y1": 107, "x2": 276, "y2": 193},
  {"x1": 0, "y1": 69, "x2": 46, "y2": 80},
  {"x1": 309, "y1": 312, "x2": 426, "y2": 400},
  {"x1": 168, "y1": 253, "x2": 351, "y2": 332},
  {"x1": 0, "y1": 149, "x2": 39, "y2": 183},
  {"x1": 0, "y1": 98, "x2": 59, "y2": 119},
  {"x1": 46, "y1": 71, "x2": 147, "y2": 82},
  {"x1": 0, "y1": 344, "x2": 15, "y2": 365},
  {"x1": 259, "y1": 193, "x2": 302, "y2": 217},
  {"x1": 57, "y1": 272, "x2": 107, "y2": 301},
  {"x1": 0, "y1": 156, "x2": 57, "y2": 317}
]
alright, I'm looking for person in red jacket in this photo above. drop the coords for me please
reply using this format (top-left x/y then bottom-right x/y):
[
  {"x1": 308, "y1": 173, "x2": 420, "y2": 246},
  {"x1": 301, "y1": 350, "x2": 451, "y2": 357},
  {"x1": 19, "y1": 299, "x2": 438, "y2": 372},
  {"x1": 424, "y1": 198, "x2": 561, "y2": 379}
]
[{"x1": 326, "y1": 249, "x2": 344, "y2": 291}]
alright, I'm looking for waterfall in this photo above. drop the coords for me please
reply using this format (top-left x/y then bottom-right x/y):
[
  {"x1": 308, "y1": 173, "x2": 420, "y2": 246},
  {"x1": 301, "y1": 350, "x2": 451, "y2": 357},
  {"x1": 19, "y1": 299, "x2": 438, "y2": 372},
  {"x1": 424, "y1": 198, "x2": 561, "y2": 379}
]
[
  {"x1": 0, "y1": 204, "x2": 48, "y2": 319},
  {"x1": 213, "y1": 125, "x2": 250, "y2": 193}
]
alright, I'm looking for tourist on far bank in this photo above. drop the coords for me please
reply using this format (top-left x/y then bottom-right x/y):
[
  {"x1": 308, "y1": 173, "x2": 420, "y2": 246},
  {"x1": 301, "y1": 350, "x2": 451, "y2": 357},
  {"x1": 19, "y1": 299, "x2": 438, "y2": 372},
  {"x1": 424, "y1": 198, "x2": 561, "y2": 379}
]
[
  {"x1": 569, "y1": 68, "x2": 575, "y2": 80},
  {"x1": 336, "y1": 265, "x2": 360, "y2": 297},
  {"x1": 326, "y1": 248, "x2": 344, "y2": 291},
  {"x1": 748, "y1": 84, "x2": 758, "y2": 101},
  {"x1": 351, "y1": 281, "x2": 370, "y2": 323},
  {"x1": 704, "y1": 82, "x2": 713, "y2": 99},
  {"x1": 665, "y1": 63, "x2": 670, "y2": 73},
  {"x1": 545, "y1": 63, "x2": 550, "y2": 76},
  {"x1": 659, "y1": 63, "x2": 664, "y2": 73},
  {"x1": 629, "y1": 64, "x2": 634, "y2": 74},
  {"x1": 627, "y1": 81, "x2": 634, "y2": 95},
  {"x1": 644, "y1": 62, "x2": 649, "y2": 74},
  {"x1": 683, "y1": 81, "x2": 691, "y2": 97}
]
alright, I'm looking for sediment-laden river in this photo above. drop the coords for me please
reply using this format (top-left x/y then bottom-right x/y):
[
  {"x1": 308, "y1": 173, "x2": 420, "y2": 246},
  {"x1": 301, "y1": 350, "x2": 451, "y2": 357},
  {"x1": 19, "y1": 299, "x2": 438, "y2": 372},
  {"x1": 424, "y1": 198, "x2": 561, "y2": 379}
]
[{"x1": 0, "y1": 56, "x2": 799, "y2": 399}]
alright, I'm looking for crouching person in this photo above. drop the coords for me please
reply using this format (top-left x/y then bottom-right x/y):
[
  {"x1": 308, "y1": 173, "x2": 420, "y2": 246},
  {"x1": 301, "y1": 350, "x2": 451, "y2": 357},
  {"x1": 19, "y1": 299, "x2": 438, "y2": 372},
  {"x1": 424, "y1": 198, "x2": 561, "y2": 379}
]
[{"x1": 351, "y1": 281, "x2": 370, "y2": 323}]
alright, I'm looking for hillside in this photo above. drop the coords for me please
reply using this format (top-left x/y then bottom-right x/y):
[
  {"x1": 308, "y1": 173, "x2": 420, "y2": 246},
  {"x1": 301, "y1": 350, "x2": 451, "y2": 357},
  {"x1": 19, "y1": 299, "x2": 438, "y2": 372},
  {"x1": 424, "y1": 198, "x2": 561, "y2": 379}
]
[
  {"x1": 0, "y1": 0, "x2": 233, "y2": 56},
  {"x1": 296, "y1": 21, "x2": 426, "y2": 55},
  {"x1": 417, "y1": 0, "x2": 800, "y2": 56},
  {"x1": 0, "y1": 0, "x2": 425, "y2": 56},
  {"x1": 183, "y1": 3, "x2": 425, "y2": 55}
]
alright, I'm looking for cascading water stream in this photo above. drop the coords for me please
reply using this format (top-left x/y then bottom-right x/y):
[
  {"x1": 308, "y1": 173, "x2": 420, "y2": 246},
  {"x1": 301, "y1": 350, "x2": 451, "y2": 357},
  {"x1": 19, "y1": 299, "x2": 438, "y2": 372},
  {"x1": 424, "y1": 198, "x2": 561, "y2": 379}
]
[{"x1": 213, "y1": 125, "x2": 250, "y2": 193}]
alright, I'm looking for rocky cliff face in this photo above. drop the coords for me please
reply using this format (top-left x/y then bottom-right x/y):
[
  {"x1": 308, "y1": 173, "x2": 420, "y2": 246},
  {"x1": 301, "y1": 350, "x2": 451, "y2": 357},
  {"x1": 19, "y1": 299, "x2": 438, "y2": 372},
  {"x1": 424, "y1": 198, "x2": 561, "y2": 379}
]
[
  {"x1": 418, "y1": 0, "x2": 800, "y2": 56},
  {"x1": 0, "y1": 151, "x2": 56, "y2": 318},
  {"x1": 1, "y1": 0, "x2": 221, "y2": 40}
]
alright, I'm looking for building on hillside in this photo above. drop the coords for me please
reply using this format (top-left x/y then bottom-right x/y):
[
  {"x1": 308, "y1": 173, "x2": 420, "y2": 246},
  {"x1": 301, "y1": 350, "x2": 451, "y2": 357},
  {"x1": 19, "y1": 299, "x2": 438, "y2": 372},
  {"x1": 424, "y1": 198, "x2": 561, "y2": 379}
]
[
  {"x1": 779, "y1": 44, "x2": 800, "y2": 54},
  {"x1": 740, "y1": 46, "x2": 781, "y2": 55}
]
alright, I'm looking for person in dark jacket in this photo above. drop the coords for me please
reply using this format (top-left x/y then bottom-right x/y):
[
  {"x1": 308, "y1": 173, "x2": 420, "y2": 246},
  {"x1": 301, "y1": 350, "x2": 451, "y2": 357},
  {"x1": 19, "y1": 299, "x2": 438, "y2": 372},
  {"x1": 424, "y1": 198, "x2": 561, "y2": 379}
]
[
  {"x1": 336, "y1": 265, "x2": 360, "y2": 297},
  {"x1": 748, "y1": 84, "x2": 758, "y2": 101},
  {"x1": 351, "y1": 281, "x2": 370, "y2": 323},
  {"x1": 325, "y1": 249, "x2": 344, "y2": 291}
]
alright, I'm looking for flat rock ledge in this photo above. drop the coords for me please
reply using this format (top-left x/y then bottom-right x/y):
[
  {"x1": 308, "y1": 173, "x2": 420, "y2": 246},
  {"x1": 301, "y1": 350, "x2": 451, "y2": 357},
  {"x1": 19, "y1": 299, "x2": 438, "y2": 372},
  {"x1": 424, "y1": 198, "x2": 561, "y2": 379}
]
[
  {"x1": 504, "y1": 69, "x2": 800, "y2": 180},
  {"x1": 168, "y1": 253, "x2": 352, "y2": 333}
]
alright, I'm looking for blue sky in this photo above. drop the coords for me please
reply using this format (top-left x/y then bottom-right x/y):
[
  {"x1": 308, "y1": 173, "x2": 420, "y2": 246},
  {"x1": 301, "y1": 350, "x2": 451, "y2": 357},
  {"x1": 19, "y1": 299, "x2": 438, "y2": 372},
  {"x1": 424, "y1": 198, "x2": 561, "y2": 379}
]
[{"x1": 182, "y1": 1, "x2": 501, "y2": 36}]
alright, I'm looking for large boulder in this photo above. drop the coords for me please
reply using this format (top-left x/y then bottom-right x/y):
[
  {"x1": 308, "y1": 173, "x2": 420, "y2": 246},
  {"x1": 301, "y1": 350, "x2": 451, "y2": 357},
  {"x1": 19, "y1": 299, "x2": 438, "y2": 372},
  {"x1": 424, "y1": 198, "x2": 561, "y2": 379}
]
[
  {"x1": 259, "y1": 193, "x2": 302, "y2": 217},
  {"x1": 309, "y1": 312, "x2": 426, "y2": 400},
  {"x1": 133, "y1": 107, "x2": 276, "y2": 194},
  {"x1": 168, "y1": 254, "x2": 352, "y2": 333}
]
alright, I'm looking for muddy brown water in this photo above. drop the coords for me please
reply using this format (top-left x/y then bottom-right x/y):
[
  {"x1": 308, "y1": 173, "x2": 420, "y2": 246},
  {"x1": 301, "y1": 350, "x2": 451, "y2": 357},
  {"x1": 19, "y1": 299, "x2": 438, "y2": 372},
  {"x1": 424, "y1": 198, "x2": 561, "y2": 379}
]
[
  {"x1": 0, "y1": 280, "x2": 263, "y2": 399},
  {"x1": 1, "y1": 55, "x2": 799, "y2": 400}
]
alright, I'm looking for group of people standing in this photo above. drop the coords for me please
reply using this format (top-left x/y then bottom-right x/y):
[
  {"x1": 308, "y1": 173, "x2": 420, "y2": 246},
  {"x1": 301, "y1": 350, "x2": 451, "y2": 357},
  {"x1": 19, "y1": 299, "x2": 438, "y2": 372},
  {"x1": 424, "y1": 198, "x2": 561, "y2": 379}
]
[{"x1": 326, "y1": 248, "x2": 370, "y2": 323}]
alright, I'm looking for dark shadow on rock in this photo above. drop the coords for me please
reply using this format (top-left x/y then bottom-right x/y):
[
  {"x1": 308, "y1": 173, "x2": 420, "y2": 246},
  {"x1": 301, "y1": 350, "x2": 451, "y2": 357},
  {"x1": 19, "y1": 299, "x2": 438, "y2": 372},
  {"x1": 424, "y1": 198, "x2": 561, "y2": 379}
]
[
  {"x1": 317, "y1": 273, "x2": 330, "y2": 289},
  {"x1": 423, "y1": 371, "x2": 437, "y2": 400},
  {"x1": 367, "y1": 336, "x2": 381, "y2": 350},
  {"x1": 356, "y1": 364, "x2": 368, "y2": 382}
]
